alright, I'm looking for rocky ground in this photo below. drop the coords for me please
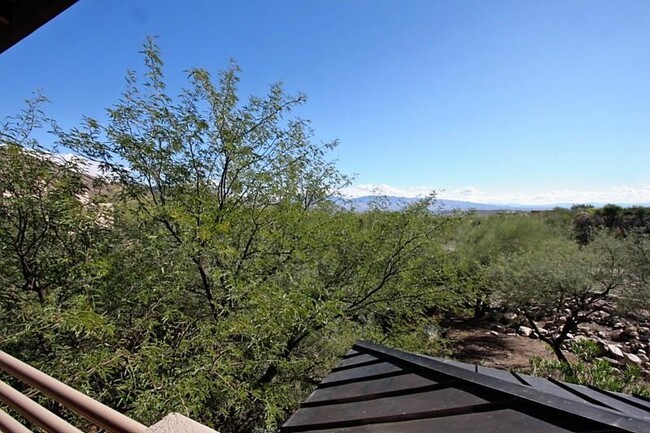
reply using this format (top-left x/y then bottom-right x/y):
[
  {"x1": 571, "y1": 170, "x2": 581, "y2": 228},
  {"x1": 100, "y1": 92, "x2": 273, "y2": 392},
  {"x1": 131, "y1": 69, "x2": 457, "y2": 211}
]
[{"x1": 446, "y1": 304, "x2": 650, "y2": 376}]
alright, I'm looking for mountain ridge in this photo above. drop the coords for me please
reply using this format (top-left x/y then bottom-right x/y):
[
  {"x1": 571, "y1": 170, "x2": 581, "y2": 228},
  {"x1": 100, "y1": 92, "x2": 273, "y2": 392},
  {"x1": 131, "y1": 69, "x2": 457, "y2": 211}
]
[{"x1": 337, "y1": 195, "x2": 650, "y2": 212}]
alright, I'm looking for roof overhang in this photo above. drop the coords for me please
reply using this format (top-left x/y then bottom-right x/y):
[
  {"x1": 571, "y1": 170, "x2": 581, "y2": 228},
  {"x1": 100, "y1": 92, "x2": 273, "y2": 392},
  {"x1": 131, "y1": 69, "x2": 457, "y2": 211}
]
[
  {"x1": 283, "y1": 341, "x2": 650, "y2": 433},
  {"x1": 0, "y1": 0, "x2": 79, "y2": 54}
]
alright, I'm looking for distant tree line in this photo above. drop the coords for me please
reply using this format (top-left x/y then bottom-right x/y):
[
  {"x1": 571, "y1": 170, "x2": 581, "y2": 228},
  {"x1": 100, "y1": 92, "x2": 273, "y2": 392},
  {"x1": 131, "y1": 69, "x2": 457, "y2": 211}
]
[{"x1": 573, "y1": 203, "x2": 650, "y2": 244}]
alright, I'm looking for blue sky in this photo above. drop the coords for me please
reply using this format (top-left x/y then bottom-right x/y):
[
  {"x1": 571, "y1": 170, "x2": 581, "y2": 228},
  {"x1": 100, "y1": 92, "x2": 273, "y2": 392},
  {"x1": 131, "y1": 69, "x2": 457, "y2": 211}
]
[{"x1": 2, "y1": 0, "x2": 650, "y2": 204}]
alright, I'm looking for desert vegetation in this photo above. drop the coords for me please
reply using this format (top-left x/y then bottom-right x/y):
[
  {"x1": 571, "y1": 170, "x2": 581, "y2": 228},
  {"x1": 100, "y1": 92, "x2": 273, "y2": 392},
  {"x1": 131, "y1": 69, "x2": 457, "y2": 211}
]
[{"x1": 2, "y1": 41, "x2": 650, "y2": 432}]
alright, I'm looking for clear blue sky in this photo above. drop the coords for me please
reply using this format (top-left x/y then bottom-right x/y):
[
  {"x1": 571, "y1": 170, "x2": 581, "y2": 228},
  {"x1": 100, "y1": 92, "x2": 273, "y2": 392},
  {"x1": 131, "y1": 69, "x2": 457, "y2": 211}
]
[{"x1": 2, "y1": 0, "x2": 650, "y2": 204}]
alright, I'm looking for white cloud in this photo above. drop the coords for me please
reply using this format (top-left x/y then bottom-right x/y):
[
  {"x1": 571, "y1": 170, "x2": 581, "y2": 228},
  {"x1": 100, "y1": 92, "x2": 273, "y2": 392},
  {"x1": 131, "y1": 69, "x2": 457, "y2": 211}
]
[
  {"x1": 58, "y1": 153, "x2": 103, "y2": 177},
  {"x1": 340, "y1": 184, "x2": 650, "y2": 205},
  {"x1": 339, "y1": 184, "x2": 434, "y2": 199}
]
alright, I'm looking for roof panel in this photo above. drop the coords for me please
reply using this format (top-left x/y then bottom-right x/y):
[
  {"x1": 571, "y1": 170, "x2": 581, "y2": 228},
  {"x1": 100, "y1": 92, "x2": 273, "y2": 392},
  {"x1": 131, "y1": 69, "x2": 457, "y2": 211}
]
[
  {"x1": 284, "y1": 387, "x2": 489, "y2": 431},
  {"x1": 299, "y1": 409, "x2": 575, "y2": 433},
  {"x1": 332, "y1": 354, "x2": 380, "y2": 370},
  {"x1": 305, "y1": 373, "x2": 439, "y2": 405},
  {"x1": 514, "y1": 373, "x2": 592, "y2": 404},
  {"x1": 320, "y1": 361, "x2": 403, "y2": 385},
  {"x1": 282, "y1": 342, "x2": 650, "y2": 433},
  {"x1": 476, "y1": 366, "x2": 523, "y2": 384},
  {"x1": 557, "y1": 382, "x2": 650, "y2": 421}
]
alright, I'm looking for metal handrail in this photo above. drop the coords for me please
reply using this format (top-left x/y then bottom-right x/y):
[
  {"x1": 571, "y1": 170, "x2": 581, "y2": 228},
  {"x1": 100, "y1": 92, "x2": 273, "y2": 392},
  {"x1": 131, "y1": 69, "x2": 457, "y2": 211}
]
[
  {"x1": 0, "y1": 408, "x2": 33, "y2": 433},
  {"x1": 0, "y1": 350, "x2": 147, "y2": 433},
  {"x1": 0, "y1": 379, "x2": 82, "y2": 433}
]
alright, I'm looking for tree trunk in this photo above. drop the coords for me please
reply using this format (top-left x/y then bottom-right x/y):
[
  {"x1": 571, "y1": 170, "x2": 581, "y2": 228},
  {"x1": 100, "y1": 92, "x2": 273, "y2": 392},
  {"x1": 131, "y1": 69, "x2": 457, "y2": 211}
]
[
  {"x1": 552, "y1": 341, "x2": 570, "y2": 365},
  {"x1": 474, "y1": 298, "x2": 486, "y2": 319}
]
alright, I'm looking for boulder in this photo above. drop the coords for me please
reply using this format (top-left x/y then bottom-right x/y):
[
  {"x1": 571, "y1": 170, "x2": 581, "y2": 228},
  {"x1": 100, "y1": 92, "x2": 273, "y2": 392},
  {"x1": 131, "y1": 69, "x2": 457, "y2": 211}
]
[
  {"x1": 517, "y1": 326, "x2": 534, "y2": 337},
  {"x1": 423, "y1": 324, "x2": 441, "y2": 340},
  {"x1": 606, "y1": 344, "x2": 625, "y2": 359},
  {"x1": 623, "y1": 353, "x2": 643, "y2": 367}
]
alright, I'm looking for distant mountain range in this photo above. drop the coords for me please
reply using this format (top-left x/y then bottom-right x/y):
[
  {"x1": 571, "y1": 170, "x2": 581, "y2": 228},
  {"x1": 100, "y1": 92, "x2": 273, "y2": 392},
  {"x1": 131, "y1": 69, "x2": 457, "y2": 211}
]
[{"x1": 336, "y1": 195, "x2": 650, "y2": 213}]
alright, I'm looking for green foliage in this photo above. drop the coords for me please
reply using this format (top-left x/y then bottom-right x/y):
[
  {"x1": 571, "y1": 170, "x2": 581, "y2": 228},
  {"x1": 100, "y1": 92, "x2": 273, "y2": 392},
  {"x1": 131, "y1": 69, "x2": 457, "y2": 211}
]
[
  {"x1": 572, "y1": 203, "x2": 650, "y2": 243},
  {"x1": 571, "y1": 339, "x2": 602, "y2": 362},
  {"x1": 491, "y1": 230, "x2": 650, "y2": 363},
  {"x1": 1, "y1": 40, "x2": 455, "y2": 433},
  {"x1": 530, "y1": 353, "x2": 650, "y2": 396},
  {"x1": 449, "y1": 214, "x2": 557, "y2": 317},
  {"x1": 4, "y1": 39, "x2": 650, "y2": 433}
]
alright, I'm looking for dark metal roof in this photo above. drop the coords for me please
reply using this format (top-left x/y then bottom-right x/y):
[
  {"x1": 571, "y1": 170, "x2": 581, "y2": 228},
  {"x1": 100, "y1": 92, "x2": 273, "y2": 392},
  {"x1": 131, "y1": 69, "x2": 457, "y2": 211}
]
[
  {"x1": 282, "y1": 341, "x2": 650, "y2": 433},
  {"x1": 0, "y1": 0, "x2": 78, "y2": 54}
]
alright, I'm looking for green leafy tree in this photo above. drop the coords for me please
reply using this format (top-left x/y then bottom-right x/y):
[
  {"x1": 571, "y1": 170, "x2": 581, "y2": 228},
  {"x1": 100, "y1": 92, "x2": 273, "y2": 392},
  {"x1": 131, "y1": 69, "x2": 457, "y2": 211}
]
[
  {"x1": 36, "y1": 39, "x2": 454, "y2": 432},
  {"x1": 451, "y1": 214, "x2": 555, "y2": 318},
  {"x1": 1, "y1": 96, "x2": 98, "y2": 303},
  {"x1": 491, "y1": 232, "x2": 641, "y2": 364}
]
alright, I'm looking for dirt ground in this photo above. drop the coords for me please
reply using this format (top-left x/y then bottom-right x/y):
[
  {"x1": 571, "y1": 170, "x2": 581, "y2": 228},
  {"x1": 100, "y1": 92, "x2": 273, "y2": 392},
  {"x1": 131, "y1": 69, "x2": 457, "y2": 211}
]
[{"x1": 444, "y1": 318, "x2": 561, "y2": 371}]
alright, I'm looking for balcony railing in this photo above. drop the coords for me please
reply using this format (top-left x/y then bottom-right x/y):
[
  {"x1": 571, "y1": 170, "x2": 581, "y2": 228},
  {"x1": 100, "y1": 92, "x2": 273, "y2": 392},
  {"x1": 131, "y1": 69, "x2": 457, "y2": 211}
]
[
  {"x1": 0, "y1": 350, "x2": 217, "y2": 433},
  {"x1": 0, "y1": 350, "x2": 146, "y2": 433}
]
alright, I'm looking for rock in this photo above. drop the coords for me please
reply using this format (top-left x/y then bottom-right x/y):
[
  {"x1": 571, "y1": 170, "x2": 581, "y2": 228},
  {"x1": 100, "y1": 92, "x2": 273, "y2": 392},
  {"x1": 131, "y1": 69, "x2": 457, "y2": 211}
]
[
  {"x1": 423, "y1": 324, "x2": 441, "y2": 340},
  {"x1": 613, "y1": 321, "x2": 625, "y2": 329},
  {"x1": 488, "y1": 330, "x2": 499, "y2": 337},
  {"x1": 639, "y1": 354, "x2": 650, "y2": 363},
  {"x1": 606, "y1": 344, "x2": 625, "y2": 359},
  {"x1": 624, "y1": 325, "x2": 637, "y2": 334},
  {"x1": 491, "y1": 324, "x2": 507, "y2": 333},
  {"x1": 596, "y1": 330, "x2": 607, "y2": 339},
  {"x1": 601, "y1": 303, "x2": 615, "y2": 314},
  {"x1": 624, "y1": 353, "x2": 643, "y2": 366},
  {"x1": 611, "y1": 330, "x2": 626, "y2": 342},
  {"x1": 630, "y1": 340, "x2": 643, "y2": 351},
  {"x1": 518, "y1": 326, "x2": 534, "y2": 337},
  {"x1": 628, "y1": 331, "x2": 640, "y2": 339},
  {"x1": 566, "y1": 333, "x2": 575, "y2": 340},
  {"x1": 638, "y1": 349, "x2": 647, "y2": 355},
  {"x1": 501, "y1": 312, "x2": 518, "y2": 324}
]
